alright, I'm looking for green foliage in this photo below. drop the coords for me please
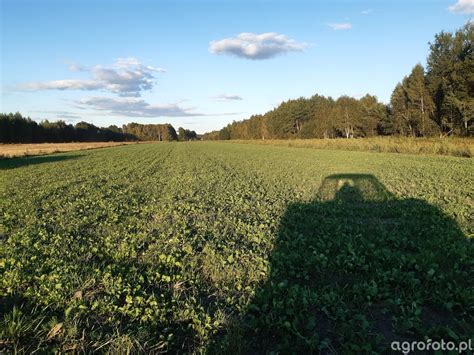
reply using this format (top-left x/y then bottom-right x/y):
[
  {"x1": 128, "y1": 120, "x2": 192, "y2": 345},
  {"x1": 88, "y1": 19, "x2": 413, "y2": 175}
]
[
  {"x1": 122, "y1": 122, "x2": 178, "y2": 141},
  {"x1": 0, "y1": 114, "x2": 194, "y2": 143},
  {"x1": 390, "y1": 64, "x2": 439, "y2": 137},
  {"x1": 0, "y1": 113, "x2": 133, "y2": 143},
  {"x1": 178, "y1": 127, "x2": 198, "y2": 141},
  {"x1": 203, "y1": 94, "x2": 388, "y2": 141},
  {"x1": 0, "y1": 142, "x2": 472, "y2": 352},
  {"x1": 427, "y1": 22, "x2": 473, "y2": 136}
]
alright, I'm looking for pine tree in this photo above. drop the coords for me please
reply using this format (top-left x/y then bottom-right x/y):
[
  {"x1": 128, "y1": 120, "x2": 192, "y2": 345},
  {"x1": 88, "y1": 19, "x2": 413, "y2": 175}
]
[
  {"x1": 427, "y1": 22, "x2": 473, "y2": 135},
  {"x1": 403, "y1": 64, "x2": 437, "y2": 136}
]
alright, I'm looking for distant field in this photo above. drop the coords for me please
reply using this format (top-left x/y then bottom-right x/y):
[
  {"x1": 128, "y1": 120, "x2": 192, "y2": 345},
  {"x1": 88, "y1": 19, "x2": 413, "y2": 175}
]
[
  {"x1": 229, "y1": 137, "x2": 473, "y2": 158},
  {"x1": 0, "y1": 142, "x2": 138, "y2": 158},
  {"x1": 1, "y1": 142, "x2": 473, "y2": 353}
]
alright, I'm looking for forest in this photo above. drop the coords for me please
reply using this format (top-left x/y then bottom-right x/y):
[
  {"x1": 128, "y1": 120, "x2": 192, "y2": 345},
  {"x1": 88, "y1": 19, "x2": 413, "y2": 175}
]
[
  {"x1": 0, "y1": 113, "x2": 197, "y2": 143},
  {"x1": 203, "y1": 23, "x2": 473, "y2": 140}
]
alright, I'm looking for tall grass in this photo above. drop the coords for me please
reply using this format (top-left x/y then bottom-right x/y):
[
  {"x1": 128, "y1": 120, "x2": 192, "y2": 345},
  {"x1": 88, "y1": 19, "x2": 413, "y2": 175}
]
[
  {"x1": 0, "y1": 141, "x2": 139, "y2": 158},
  {"x1": 228, "y1": 137, "x2": 473, "y2": 158}
]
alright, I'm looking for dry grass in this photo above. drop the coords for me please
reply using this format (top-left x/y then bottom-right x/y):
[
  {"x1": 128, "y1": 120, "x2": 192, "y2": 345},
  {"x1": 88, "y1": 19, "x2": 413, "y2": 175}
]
[
  {"x1": 0, "y1": 142, "x2": 139, "y2": 158},
  {"x1": 228, "y1": 137, "x2": 473, "y2": 158}
]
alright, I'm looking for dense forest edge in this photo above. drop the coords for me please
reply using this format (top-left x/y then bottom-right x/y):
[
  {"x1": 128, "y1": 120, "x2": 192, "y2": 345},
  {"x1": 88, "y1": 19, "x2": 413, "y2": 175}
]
[
  {"x1": 0, "y1": 115, "x2": 198, "y2": 143},
  {"x1": 203, "y1": 23, "x2": 473, "y2": 140}
]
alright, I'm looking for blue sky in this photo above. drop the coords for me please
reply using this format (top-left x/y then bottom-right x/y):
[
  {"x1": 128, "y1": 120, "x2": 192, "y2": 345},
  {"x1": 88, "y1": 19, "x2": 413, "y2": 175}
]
[{"x1": 1, "y1": 0, "x2": 472, "y2": 133}]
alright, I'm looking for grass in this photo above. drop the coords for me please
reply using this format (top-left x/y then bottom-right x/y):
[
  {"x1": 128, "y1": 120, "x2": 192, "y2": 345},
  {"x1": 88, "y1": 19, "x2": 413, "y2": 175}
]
[
  {"x1": 228, "y1": 137, "x2": 474, "y2": 158},
  {"x1": 0, "y1": 141, "x2": 139, "y2": 158},
  {"x1": 0, "y1": 142, "x2": 473, "y2": 353}
]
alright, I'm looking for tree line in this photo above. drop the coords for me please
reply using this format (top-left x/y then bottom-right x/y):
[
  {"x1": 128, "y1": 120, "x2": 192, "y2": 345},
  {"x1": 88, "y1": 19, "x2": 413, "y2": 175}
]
[
  {"x1": 122, "y1": 122, "x2": 178, "y2": 141},
  {"x1": 0, "y1": 113, "x2": 133, "y2": 143},
  {"x1": 121, "y1": 123, "x2": 197, "y2": 141},
  {"x1": 203, "y1": 23, "x2": 473, "y2": 140},
  {"x1": 0, "y1": 113, "x2": 197, "y2": 143}
]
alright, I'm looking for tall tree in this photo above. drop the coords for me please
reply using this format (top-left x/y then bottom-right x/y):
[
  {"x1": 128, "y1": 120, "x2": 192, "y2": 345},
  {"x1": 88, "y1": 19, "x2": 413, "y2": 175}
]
[
  {"x1": 404, "y1": 64, "x2": 437, "y2": 136},
  {"x1": 390, "y1": 65, "x2": 438, "y2": 137},
  {"x1": 359, "y1": 94, "x2": 387, "y2": 137},
  {"x1": 391, "y1": 83, "x2": 415, "y2": 136},
  {"x1": 426, "y1": 22, "x2": 473, "y2": 135},
  {"x1": 178, "y1": 127, "x2": 187, "y2": 141}
]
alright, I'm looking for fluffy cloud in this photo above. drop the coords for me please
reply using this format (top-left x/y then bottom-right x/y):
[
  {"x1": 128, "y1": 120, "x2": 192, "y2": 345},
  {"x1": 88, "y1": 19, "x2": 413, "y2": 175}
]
[
  {"x1": 448, "y1": 0, "x2": 474, "y2": 14},
  {"x1": 20, "y1": 58, "x2": 166, "y2": 97},
  {"x1": 212, "y1": 94, "x2": 243, "y2": 101},
  {"x1": 77, "y1": 97, "x2": 204, "y2": 117},
  {"x1": 209, "y1": 32, "x2": 308, "y2": 60},
  {"x1": 327, "y1": 23, "x2": 352, "y2": 30}
]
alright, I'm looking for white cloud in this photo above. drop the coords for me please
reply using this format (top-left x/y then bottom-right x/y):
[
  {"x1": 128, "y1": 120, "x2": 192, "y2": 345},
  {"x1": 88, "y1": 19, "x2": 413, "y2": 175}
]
[
  {"x1": 360, "y1": 9, "x2": 373, "y2": 15},
  {"x1": 448, "y1": 0, "x2": 474, "y2": 14},
  {"x1": 114, "y1": 57, "x2": 167, "y2": 73},
  {"x1": 19, "y1": 58, "x2": 166, "y2": 97},
  {"x1": 33, "y1": 110, "x2": 82, "y2": 121},
  {"x1": 67, "y1": 63, "x2": 87, "y2": 72},
  {"x1": 212, "y1": 94, "x2": 243, "y2": 101},
  {"x1": 209, "y1": 32, "x2": 308, "y2": 60},
  {"x1": 77, "y1": 97, "x2": 204, "y2": 117},
  {"x1": 23, "y1": 79, "x2": 102, "y2": 91},
  {"x1": 327, "y1": 23, "x2": 352, "y2": 30}
]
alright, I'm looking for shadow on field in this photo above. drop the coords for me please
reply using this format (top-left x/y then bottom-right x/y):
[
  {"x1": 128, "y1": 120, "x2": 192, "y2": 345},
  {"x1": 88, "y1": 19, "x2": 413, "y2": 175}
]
[
  {"x1": 0, "y1": 154, "x2": 82, "y2": 170},
  {"x1": 210, "y1": 174, "x2": 472, "y2": 353}
]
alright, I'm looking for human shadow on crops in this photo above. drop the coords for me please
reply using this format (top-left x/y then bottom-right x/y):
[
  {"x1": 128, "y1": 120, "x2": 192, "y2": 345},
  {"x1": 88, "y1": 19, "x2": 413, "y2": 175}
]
[
  {"x1": 0, "y1": 154, "x2": 82, "y2": 170},
  {"x1": 210, "y1": 174, "x2": 473, "y2": 354}
]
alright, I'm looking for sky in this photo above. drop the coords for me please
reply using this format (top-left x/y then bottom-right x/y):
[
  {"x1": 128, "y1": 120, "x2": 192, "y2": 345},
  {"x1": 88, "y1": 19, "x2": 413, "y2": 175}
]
[{"x1": 1, "y1": 0, "x2": 472, "y2": 133}]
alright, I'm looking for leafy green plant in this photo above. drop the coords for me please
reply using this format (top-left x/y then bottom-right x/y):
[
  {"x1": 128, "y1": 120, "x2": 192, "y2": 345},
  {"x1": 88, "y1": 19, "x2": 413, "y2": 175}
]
[{"x1": 0, "y1": 142, "x2": 472, "y2": 352}]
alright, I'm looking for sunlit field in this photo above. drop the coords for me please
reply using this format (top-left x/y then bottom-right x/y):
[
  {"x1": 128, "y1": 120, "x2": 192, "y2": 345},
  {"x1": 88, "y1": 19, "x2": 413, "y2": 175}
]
[
  {"x1": 0, "y1": 142, "x2": 138, "y2": 158},
  {"x1": 1, "y1": 142, "x2": 472, "y2": 353},
  {"x1": 230, "y1": 137, "x2": 473, "y2": 158}
]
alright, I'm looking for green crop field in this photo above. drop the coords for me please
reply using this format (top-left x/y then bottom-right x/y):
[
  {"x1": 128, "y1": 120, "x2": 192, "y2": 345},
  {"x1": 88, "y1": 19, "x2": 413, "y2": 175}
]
[{"x1": 1, "y1": 142, "x2": 473, "y2": 353}]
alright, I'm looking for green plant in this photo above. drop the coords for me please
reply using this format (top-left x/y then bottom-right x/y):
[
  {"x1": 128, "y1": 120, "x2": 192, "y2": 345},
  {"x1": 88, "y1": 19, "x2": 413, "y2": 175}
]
[{"x1": 1, "y1": 142, "x2": 472, "y2": 352}]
